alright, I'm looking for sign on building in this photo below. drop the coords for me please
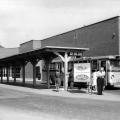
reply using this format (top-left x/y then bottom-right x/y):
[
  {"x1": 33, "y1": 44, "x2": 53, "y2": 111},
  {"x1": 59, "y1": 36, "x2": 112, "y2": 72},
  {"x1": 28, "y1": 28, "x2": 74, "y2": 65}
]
[
  {"x1": 74, "y1": 63, "x2": 91, "y2": 82},
  {"x1": 69, "y1": 52, "x2": 82, "y2": 57}
]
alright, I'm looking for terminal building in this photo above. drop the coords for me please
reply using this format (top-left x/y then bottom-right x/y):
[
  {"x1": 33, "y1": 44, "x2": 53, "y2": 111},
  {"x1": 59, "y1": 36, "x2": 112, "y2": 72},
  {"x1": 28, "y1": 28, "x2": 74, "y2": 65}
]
[{"x1": 0, "y1": 16, "x2": 120, "y2": 89}]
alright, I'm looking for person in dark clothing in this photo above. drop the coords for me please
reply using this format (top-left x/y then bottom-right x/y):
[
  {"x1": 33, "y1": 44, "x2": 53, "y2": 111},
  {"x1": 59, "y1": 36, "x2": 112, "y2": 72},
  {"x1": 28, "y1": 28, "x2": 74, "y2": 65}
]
[
  {"x1": 97, "y1": 67, "x2": 105, "y2": 95},
  {"x1": 68, "y1": 69, "x2": 74, "y2": 90},
  {"x1": 97, "y1": 77, "x2": 104, "y2": 95}
]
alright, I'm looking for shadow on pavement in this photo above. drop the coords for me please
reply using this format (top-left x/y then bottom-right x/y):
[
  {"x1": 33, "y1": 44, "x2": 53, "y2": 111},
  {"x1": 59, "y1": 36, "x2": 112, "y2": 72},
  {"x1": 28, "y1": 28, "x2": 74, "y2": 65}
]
[
  {"x1": 67, "y1": 89, "x2": 87, "y2": 94},
  {"x1": 105, "y1": 86, "x2": 120, "y2": 90},
  {"x1": 0, "y1": 80, "x2": 56, "y2": 90}
]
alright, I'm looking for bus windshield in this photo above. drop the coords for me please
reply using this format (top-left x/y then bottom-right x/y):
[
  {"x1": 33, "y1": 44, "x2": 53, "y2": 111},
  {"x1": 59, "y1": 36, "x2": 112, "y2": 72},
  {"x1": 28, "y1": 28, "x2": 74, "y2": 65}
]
[{"x1": 110, "y1": 60, "x2": 120, "y2": 71}]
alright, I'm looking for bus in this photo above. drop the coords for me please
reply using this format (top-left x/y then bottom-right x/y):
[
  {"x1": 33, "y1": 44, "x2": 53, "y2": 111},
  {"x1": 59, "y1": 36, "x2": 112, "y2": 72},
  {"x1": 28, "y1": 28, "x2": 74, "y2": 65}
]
[{"x1": 90, "y1": 55, "x2": 120, "y2": 87}]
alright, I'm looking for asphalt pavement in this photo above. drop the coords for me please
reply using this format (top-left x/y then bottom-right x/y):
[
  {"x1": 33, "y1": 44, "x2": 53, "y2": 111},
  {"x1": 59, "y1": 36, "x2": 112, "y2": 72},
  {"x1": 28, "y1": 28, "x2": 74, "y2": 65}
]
[
  {"x1": 0, "y1": 83, "x2": 120, "y2": 101},
  {"x1": 0, "y1": 83, "x2": 120, "y2": 120}
]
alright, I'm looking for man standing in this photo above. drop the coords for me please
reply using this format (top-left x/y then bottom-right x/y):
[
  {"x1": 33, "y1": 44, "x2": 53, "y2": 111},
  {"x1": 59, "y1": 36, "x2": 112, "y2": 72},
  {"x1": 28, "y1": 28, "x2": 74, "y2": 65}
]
[{"x1": 97, "y1": 67, "x2": 105, "y2": 95}]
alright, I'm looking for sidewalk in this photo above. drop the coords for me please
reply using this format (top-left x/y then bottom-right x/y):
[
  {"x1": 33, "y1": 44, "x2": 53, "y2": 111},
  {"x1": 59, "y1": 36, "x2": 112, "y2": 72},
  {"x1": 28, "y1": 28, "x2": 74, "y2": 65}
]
[{"x1": 0, "y1": 83, "x2": 120, "y2": 102}]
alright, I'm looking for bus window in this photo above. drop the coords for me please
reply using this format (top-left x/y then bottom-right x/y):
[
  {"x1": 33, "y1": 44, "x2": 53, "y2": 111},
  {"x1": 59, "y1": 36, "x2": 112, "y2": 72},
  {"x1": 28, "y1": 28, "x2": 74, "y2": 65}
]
[
  {"x1": 110, "y1": 60, "x2": 120, "y2": 67},
  {"x1": 101, "y1": 61, "x2": 106, "y2": 71},
  {"x1": 92, "y1": 60, "x2": 98, "y2": 70}
]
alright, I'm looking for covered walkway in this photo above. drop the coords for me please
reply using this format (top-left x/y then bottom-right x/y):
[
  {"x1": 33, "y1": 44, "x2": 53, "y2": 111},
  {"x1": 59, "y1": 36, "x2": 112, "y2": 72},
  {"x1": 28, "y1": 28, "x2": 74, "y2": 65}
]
[{"x1": 0, "y1": 46, "x2": 89, "y2": 90}]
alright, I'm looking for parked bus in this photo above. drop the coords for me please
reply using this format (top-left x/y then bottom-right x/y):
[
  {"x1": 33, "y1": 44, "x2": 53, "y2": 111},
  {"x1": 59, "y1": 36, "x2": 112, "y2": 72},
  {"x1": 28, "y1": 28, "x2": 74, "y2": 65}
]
[{"x1": 90, "y1": 55, "x2": 120, "y2": 87}]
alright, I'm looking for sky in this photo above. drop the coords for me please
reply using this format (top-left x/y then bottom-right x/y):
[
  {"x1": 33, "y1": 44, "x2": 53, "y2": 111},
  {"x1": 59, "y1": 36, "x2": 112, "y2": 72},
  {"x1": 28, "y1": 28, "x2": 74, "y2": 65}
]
[{"x1": 0, "y1": 0, "x2": 120, "y2": 48}]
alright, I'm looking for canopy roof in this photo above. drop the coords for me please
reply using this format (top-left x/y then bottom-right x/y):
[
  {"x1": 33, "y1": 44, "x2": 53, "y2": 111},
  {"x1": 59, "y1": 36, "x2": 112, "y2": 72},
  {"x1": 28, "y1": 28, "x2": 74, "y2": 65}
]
[
  {"x1": 0, "y1": 46, "x2": 89, "y2": 64},
  {"x1": 44, "y1": 46, "x2": 89, "y2": 51}
]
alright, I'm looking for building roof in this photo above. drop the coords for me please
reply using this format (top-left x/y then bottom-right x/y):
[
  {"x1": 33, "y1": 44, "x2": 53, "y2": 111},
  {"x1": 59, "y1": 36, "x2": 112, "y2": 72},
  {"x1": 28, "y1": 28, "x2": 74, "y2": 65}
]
[
  {"x1": 44, "y1": 46, "x2": 89, "y2": 51},
  {"x1": 0, "y1": 48, "x2": 19, "y2": 59},
  {"x1": 0, "y1": 46, "x2": 89, "y2": 64}
]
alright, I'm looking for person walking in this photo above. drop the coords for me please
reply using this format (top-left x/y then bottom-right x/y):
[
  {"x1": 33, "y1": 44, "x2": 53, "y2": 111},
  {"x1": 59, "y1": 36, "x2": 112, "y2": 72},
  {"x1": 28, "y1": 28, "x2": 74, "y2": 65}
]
[
  {"x1": 97, "y1": 67, "x2": 105, "y2": 95},
  {"x1": 55, "y1": 70, "x2": 61, "y2": 92}
]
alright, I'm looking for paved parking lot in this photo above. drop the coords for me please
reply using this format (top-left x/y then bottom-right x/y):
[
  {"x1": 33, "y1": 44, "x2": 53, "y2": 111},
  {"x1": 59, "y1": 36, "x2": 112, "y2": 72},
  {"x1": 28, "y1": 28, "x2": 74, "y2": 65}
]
[
  {"x1": 0, "y1": 83, "x2": 120, "y2": 101},
  {"x1": 0, "y1": 83, "x2": 120, "y2": 120}
]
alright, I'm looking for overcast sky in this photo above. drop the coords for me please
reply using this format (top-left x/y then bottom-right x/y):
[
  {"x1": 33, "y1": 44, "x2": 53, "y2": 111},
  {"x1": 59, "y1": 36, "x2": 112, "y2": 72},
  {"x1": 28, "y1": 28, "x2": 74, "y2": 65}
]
[{"x1": 0, "y1": 0, "x2": 120, "y2": 47}]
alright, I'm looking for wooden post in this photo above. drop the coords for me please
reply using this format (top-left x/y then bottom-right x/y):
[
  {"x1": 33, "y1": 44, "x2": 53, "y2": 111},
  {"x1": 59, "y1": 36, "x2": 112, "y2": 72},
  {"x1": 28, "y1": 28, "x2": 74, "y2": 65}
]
[
  {"x1": 31, "y1": 59, "x2": 38, "y2": 88},
  {"x1": 64, "y1": 52, "x2": 69, "y2": 91},
  {"x1": 14, "y1": 66, "x2": 16, "y2": 83},
  {"x1": 46, "y1": 60, "x2": 50, "y2": 89},
  {"x1": 6, "y1": 66, "x2": 9, "y2": 83},
  {"x1": 54, "y1": 52, "x2": 71, "y2": 91},
  {"x1": 9, "y1": 66, "x2": 12, "y2": 78},
  {"x1": 43, "y1": 57, "x2": 52, "y2": 89},
  {"x1": 22, "y1": 61, "x2": 26, "y2": 85},
  {"x1": 1, "y1": 67, "x2": 3, "y2": 83},
  {"x1": 33, "y1": 63, "x2": 36, "y2": 87}
]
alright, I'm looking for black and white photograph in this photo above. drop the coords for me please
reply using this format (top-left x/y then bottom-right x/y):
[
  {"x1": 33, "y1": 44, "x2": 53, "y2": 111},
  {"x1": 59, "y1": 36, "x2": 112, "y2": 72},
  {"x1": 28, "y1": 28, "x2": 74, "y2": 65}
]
[{"x1": 0, "y1": 0, "x2": 120, "y2": 120}]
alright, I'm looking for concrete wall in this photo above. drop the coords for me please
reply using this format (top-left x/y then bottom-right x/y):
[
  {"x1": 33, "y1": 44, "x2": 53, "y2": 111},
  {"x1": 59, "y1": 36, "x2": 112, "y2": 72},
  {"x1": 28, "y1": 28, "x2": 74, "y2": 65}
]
[{"x1": 41, "y1": 17, "x2": 119, "y2": 57}]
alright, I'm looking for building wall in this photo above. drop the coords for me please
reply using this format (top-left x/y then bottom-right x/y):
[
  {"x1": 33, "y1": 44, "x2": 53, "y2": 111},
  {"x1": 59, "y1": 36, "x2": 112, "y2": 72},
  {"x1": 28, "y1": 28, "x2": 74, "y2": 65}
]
[
  {"x1": 118, "y1": 17, "x2": 120, "y2": 54},
  {"x1": 25, "y1": 62, "x2": 33, "y2": 78},
  {"x1": 19, "y1": 40, "x2": 41, "y2": 53},
  {"x1": 20, "y1": 60, "x2": 45, "y2": 81},
  {"x1": 20, "y1": 62, "x2": 33, "y2": 79},
  {"x1": 41, "y1": 17, "x2": 119, "y2": 57}
]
